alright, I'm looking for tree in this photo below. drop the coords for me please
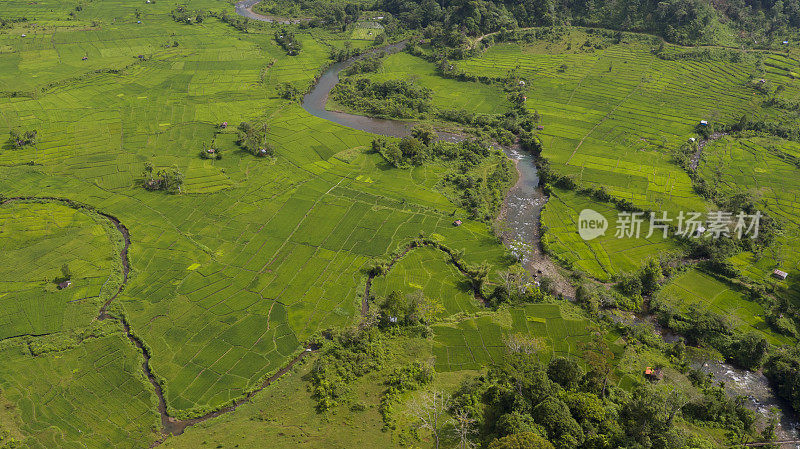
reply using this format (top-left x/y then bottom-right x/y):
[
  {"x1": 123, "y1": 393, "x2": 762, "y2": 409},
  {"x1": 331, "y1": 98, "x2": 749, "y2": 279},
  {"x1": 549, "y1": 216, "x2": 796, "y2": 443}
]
[
  {"x1": 60, "y1": 263, "x2": 71, "y2": 280},
  {"x1": 620, "y1": 385, "x2": 689, "y2": 444},
  {"x1": 142, "y1": 163, "x2": 183, "y2": 193},
  {"x1": 9, "y1": 129, "x2": 37, "y2": 148},
  {"x1": 728, "y1": 332, "x2": 768, "y2": 370},
  {"x1": 579, "y1": 330, "x2": 615, "y2": 397},
  {"x1": 498, "y1": 266, "x2": 529, "y2": 298},
  {"x1": 408, "y1": 390, "x2": 450, "y2": 449},
  {"x1": 531, "y1": 397, "x2": 584, "y2": 448},
  {"x1": 411, "y1": 123, "x2": 437, "y2": 146},
  {"x1": 764, "y1": 346, "x2": 800, "y2": 412},
  {"x1": 487, "y1": 432, "x2": 554, "y2": 449},
  {"x1": 469, "y1": 262, "x2": 490, "y2": 293},
  {"x1": 449, "y1": 408, "x2": 477, "y2": 449},
  {"x1": 237, "y1": 121, "x2": 271, "y2": 156},
  {"x1": 640, "y1": 259, "x2": 664, "y2": 296},
  {"x1": 406, "y1": 290, "x2": 444, "y2": 325},
  {"x1": 399, "y1": 136, "x2": 427, "y2": 165},
  {"x1": 547, "y1": 357, "x2": 583, "y2": 390},
  {"x1": 278, "y1": 82, "x2": 299, "y2": 100}
]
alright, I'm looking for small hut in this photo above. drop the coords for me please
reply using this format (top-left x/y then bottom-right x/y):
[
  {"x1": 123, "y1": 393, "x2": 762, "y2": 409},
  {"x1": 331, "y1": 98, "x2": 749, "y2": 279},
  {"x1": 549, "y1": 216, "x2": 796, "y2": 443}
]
[
  {"x1": 700, "y1": 120, "x2": 708, "y2": 126},
  {"x1": 57, "y1": 280, "x2": 72, "y2": 290},
  {"x1": 220, "y1": 121, "x2": 228, "y2": 129},
  {"x1": 206, "y1": 148, "x2": 216, "y2": 154},
  {"x1": 773, "y1": 269, "x2": 789, "y2": 280},
  {"x1": 537, "y1": 125, "x2": 544, "y2": 131},
  {"x1": 689, "y1": 137, "x2": 696, "y2": 143},
  {"x1": 82, "y1": 56, "x2": 88, "y2": 61},
  {"x1": 644, "y1": 367, "x2": 663, "y2": 381},
  {"x1": 453, "y1": 219, "x2": 462, "y2": 226},
  {"x1": 519, "y1": 80, "x2": 526, "y2": 86}
]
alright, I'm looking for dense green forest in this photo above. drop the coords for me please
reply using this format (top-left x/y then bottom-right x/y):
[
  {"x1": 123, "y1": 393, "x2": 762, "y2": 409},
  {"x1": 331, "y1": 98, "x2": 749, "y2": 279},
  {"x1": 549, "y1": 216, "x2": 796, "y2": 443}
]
[{"x1": 378, "y1": 0, "x2": 799, "y2": 44}]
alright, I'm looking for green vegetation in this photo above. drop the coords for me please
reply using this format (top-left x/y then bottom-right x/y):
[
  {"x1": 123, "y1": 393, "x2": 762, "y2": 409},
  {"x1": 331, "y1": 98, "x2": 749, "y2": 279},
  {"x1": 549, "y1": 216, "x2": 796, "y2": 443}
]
[
  {"x1": 0, "y1": 201, "x2": 120, "y2": 339},
  {"x1": 656, "y1": 269, "x2": 793, "y2": 345},
  {"x1": 698, "y1": 135, "x2": 800, "y2": 302},
  {"x1": 370, "y1": 246, "x2": 481, "y2": 317},
  {"x1": 431, "y1": 303, "x2": 606, "y2": 372},
  {"x1": 332, "y1": 77, "x2": 432, "y2": 118},
  {"x1": 541, "y1": 187, "x2": 681, "y2": 282},
  {"x1": 0, "y1": 329, "x2": 160, "y2": 448},
  {"x1": 3, "y1": 0, "x2": 800, "y2": 447}
]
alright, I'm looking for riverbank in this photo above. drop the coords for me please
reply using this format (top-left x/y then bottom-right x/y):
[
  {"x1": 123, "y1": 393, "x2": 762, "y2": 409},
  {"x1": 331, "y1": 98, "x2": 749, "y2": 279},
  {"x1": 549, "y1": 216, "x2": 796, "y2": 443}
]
[{"x1": 234, "y1": 0, "x2": 311, "y2": 24}]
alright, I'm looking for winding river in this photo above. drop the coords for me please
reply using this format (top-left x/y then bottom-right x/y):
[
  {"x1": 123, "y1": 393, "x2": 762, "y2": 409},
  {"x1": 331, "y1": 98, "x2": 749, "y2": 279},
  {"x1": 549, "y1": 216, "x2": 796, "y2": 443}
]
[
  {"x1": 205, "y1": 3, "x2": 800, "y2": 445},
  {"x1": 294, "y1": 26, "x2": 800, "y2": 447}
]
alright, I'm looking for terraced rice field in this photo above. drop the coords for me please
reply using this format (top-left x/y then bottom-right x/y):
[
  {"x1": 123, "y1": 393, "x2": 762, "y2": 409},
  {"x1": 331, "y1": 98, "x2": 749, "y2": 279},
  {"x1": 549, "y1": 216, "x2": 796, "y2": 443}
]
[
  {"x1": 369, "y1": 246, "x2": 481, "y2": 316},
  {"x1": 698, "y1": 135, "x2": 800, "y2": 302},
  {"x1": 541, "y1": 188, "x2": 681, "y2": 281},
  {"x1": 461, "y1": 31, "x2": 765, "y2": 213},
  {"x1": 431, "y1": 303, "x2": 593, "y2": 371},
  {"x1": 658, "y1": 269, "x2": 793, "y2": 345}
]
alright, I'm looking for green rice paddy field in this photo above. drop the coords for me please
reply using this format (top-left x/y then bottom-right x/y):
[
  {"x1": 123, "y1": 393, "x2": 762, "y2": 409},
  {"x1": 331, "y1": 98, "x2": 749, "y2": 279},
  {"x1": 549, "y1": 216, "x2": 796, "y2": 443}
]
[
  {"x1": 369, "y1": 246, "x2": 482, "y2": 317},
  {"x1": 541, "y1": 187, "x2": 681, "y2": 281},
  {"x1": 2, "y1": 1, "x2": 800, "y2": 447},
  {"x1": 698, "y1": 136, "x2": 800, "y2": 302},
  {"x1": 459, "y1": 31, "x2": 800, "y2": 214},
  {"x1": 0, "y1": 0, "x2": 516, "y2": 445},
  {"x1": 658, "y1": 268, "x2": 794, "y2": 345},
  {"x1": 431, "y1": 303, "x2": 596, "y2": 371}
]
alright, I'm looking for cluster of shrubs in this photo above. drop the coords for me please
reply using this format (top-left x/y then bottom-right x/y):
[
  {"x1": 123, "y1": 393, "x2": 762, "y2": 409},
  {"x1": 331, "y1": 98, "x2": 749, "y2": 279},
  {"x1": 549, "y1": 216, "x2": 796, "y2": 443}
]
[
  {"x1": 275, "y1": 28, "x2": 301, "y2": 55},
  {"x1": 329, "y1": 42, "x2": 364, "y2": 62},
  {"x1": 141, "y1": 162, "x2": 184, "y2": 193},
  {"x1": 8, "y1": 129, "x2": 37, "y2": 148},
  {"x1": 331, "y1": 78, "x2": 432, "y2": 119},
  {"x1": 235, "y1": 121, "x2": 274, "y2": 157},
  {"x1": 170, "y1": 6, "x2": 205, "y2": 24},
  {"x1": 344, "y1": 53, "x2": 384, "y2": 75}
]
